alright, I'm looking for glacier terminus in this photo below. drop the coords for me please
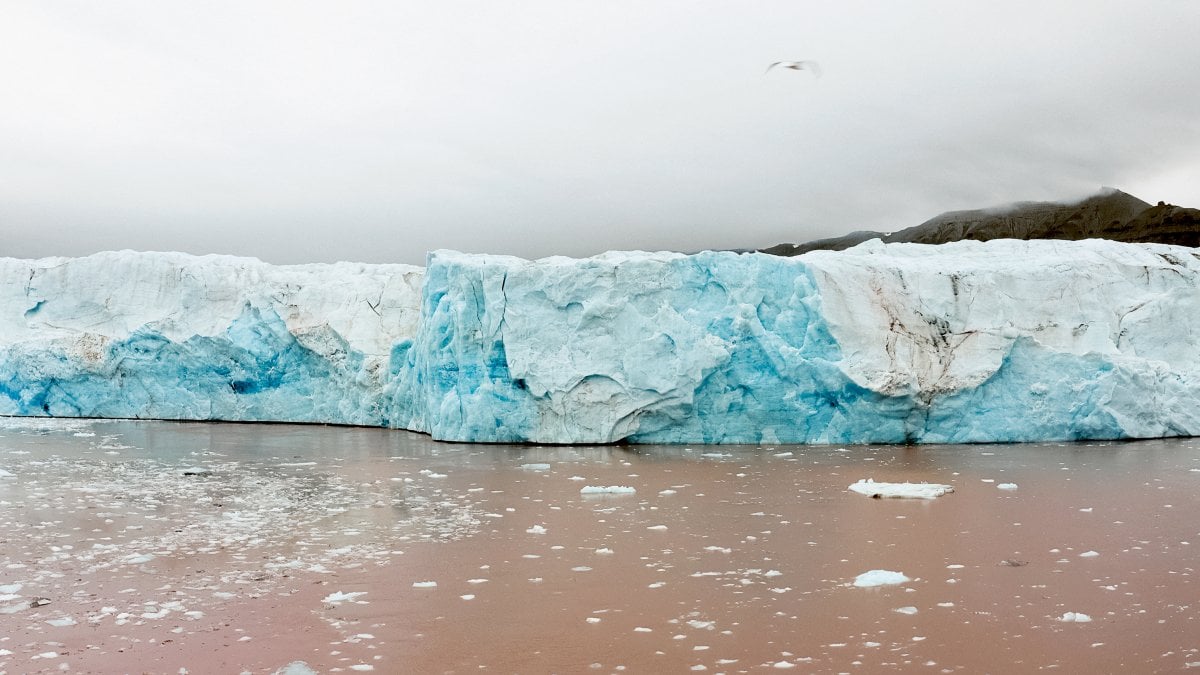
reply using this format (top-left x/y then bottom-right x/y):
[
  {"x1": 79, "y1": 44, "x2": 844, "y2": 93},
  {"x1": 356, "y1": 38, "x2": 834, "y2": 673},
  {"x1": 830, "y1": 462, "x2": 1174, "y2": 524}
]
[{"x1": 2, "y1": 239, "x2": 1198, "y2": 445}]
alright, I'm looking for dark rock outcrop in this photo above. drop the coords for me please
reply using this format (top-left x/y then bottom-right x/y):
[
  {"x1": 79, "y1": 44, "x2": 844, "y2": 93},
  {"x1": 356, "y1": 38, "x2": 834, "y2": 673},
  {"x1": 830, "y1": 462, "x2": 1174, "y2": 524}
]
[{"x1": 763, "y1": 188, "x2": 1200, "y2": 256}]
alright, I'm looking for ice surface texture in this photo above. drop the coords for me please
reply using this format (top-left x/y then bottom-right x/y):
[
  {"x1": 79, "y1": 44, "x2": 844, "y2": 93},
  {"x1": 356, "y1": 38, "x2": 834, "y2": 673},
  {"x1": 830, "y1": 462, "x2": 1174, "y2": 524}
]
[{"x1": 3, "y1": 240, "x2": 1200, "y2": 444}]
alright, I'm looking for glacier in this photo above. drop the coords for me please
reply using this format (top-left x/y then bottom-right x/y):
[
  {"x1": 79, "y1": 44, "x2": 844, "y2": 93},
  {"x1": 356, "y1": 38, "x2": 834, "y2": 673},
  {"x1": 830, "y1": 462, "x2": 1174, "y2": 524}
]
[
  {"x1": 0, "y1": 251, "x2": 424, "y2": 426},
  {"x1": 3, "y1": 240, "x2": 1199, "y2": 444}
]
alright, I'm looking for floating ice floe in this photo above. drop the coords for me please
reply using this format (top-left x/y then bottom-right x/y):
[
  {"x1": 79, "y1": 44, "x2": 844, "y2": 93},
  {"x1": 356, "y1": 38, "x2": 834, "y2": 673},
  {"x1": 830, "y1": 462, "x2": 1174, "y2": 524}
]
[
  {"x1": 526, "y1": 525, "x2": 547, "y2": 534},
  {"x1": 322, "y1": 591, "x2": 367, "y2": 604},
  {"x1": 848, "y1": 479, "x2": 954, "y2": 499},
  {"x1": 1059, "y1": 611, "x2": 1093, "y2": 623},
  {"x1": 520, "y1": 463, "x2": 551, "y2": 471},
  {"x1": 996, "y1": 483, "x2": 1019, "y2": 490},
  {"x1": 274, "y1": 661, "x2": 320, "y2": 675},
  {"x1": 853, "y1": 570, "x2": 910, "y2": 587},
  {"x1": 580, "y1": 485, "x2": 636, "y2": 495},
  {"x1": 0, "y1": 468, "x2": 13, "y2": 478},
  {"x1": 412, "y1": 581, "x2": 437, "y2": 588}
]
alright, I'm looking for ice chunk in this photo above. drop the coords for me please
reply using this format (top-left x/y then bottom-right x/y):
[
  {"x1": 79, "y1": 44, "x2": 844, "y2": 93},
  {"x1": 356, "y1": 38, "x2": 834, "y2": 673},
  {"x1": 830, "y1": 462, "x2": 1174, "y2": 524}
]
[
  {"x1": 848, "y1": 479, "x2": 953, "y2": 499},
  {"x1": 580, "y1": 486, "x2": 636, "y2": 495},
  {"x1": 997, "y1": 483, "x2": 1019, "y2": 490},
  {"x1": 412, "y1": 581, "x2": 437, "y2": 588},
  {"x1": 322, "y1": 591, "x2": 367, "y2": 604},
  {"x1": 274, "y1": 663, "x2": 320, "y2": 675},
  {"x1": 1059, "y1": 611, "x2": 1093, "y2": 623},
  {"x1": 853, "y1": 570, "x2": 910, "y2": 587}
]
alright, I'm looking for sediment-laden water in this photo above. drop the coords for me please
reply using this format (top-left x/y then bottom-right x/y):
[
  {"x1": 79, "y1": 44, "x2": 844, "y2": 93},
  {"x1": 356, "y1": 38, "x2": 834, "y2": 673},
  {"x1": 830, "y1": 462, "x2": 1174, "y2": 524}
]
[{"x1": 1, "y1": 419, "x2": 1197, "y2": 673}]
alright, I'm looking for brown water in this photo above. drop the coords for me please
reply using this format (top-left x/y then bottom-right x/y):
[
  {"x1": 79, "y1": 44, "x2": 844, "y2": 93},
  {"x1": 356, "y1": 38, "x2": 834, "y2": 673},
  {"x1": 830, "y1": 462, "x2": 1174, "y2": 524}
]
[{"x1": 0, "y1": 419, "x2": 1198, "y2": 674}]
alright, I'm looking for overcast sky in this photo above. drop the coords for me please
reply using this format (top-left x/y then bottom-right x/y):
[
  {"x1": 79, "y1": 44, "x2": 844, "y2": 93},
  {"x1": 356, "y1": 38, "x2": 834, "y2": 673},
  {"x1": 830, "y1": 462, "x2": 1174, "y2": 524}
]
[{"x1": 2, "y1": 1, "x2": 1198, "y2": 265}]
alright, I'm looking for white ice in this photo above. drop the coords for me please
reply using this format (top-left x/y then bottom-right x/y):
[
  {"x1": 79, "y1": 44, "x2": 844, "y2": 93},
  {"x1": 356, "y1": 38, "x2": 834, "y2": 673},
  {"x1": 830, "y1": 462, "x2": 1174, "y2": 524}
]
[
  {"x1": 853, "y1": 570, "x2": 910, "y2": 587},
  {"x1": 848, "y1": 479, "x2": 953, "y2": 499},
  {"x1": 580, "y1": 485, "x2": 636, "y2": 495}
]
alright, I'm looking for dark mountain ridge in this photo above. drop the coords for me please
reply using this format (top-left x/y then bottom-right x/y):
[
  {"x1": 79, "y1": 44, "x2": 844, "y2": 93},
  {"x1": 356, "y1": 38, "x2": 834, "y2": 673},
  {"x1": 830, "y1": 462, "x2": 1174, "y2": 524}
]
[{"x1": 762, "y1": 188, "x2": 1200, "y2": 256}]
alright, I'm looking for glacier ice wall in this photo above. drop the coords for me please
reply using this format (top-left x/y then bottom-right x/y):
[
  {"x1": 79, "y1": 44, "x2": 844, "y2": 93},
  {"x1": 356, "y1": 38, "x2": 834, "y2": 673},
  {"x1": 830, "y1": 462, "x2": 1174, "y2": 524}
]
[
  {"x1": 398, "y1": 241, "x2": 1200, "y2": 443},
  {"x1": 3, "y1": 241, "x2": 1200, "y2": 444},
  {"x1": 0, "y1": 252, "x2": 423, "y2": 425}
]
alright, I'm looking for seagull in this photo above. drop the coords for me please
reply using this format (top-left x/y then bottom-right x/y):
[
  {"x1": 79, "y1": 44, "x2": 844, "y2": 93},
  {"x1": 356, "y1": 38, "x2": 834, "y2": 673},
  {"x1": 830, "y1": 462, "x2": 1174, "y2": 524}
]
[{"x1": 765, "y1": 60, "x2": 821, "y2": 77}]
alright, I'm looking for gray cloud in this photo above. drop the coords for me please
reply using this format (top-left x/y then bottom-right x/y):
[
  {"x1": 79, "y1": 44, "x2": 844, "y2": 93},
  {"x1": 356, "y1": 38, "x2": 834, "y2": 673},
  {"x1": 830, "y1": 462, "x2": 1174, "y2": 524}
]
[{"x1": 2, "y1": 0, "x2": 1199, "y2": 264}]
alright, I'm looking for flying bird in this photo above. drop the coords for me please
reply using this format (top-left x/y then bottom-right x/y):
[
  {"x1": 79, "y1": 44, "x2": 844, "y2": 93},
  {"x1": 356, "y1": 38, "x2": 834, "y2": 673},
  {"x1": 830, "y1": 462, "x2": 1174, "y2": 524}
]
[{"x1": 765, "y1": 60, "x2": 822, "y2": 77}]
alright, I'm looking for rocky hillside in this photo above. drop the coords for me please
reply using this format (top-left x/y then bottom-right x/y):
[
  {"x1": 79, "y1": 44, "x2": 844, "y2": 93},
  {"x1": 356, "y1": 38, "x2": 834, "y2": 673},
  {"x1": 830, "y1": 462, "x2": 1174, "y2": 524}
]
[{"x1": 762, "y1": 188, "x2": 1200, "y2": 256}]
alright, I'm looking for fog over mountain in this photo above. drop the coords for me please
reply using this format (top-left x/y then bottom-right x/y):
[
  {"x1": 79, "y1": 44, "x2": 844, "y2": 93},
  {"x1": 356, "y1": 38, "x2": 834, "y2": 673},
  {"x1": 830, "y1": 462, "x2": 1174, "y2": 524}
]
[{"x1": 762, "y1": 189, "x2": 1200, "y2": 256}]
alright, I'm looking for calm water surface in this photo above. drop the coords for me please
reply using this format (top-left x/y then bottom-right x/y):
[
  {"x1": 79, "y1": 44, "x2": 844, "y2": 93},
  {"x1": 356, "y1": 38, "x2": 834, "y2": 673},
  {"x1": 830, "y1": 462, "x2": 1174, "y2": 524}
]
[{"x1": 0, "y1": 418, "x2": 1198, "y2": 673}]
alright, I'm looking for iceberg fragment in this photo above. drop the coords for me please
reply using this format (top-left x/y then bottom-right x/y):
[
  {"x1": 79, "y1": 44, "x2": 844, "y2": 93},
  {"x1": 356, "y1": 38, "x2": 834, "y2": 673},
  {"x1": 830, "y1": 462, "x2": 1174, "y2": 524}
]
[{"x1": 848, "y1": 479, "x2": 954, "y2": 499}]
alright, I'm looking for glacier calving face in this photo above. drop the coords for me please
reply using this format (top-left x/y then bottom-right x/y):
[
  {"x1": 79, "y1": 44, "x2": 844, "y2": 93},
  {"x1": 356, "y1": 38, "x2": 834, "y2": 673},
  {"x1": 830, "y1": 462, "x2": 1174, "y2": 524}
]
[
  {"x1": 0, "y1": 251, "x2": 424, "y2": 425},
  {"x1": 397, "y1": 241, "x2": 1200, "y2": 443},
  {"x1": 3, "y1": 241, "x2": 1200, "y2": 444}
]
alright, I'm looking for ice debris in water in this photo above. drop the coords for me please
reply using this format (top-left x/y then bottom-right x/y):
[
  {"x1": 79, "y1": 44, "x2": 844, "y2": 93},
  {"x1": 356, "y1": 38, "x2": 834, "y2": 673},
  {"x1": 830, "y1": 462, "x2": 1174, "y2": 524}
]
[
  {"x1": 322, "y1": 591, "x2": 367, "y2": 604},
  {"x1": 520, "y1": 463, "x2": 551, "y2": 471},
  {"x1": 1059, "y1": 611, "x2": 1093, "y2": 623},
  {"x1": 580, "y1": 485, "x2": 636, "y2": 495},
  {"x1": 274, "y1": 663, "x2": 320, "y2": 675},
  {"x1": 0, "y1": 468, "x2": 13, "y2": 478},
  {"x1": 526, "y1": 525, "x2": 548, "y2": 535},
  {"x1": 997, "y1": 483, "x2": 1019, "y2": 490},
  {"x1": 853, "y1": 570, "x2": 910, "y2": 587},
  {"x1": 412, "y1": 581, "x2": 438, "y2": 588},
  {"x1": 848, "y1": 479, "x2": 953, "y2": 499}
]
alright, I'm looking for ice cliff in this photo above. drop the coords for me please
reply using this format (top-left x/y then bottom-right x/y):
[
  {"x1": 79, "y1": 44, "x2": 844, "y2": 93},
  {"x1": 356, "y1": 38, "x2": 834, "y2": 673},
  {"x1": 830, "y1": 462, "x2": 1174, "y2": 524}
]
[
  {"x1": 0, "y1": 252, "x2": 423, "y2": 426},
  {"x1": 3, "y1": 241, "x2": 1200, "y2": 444}
]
